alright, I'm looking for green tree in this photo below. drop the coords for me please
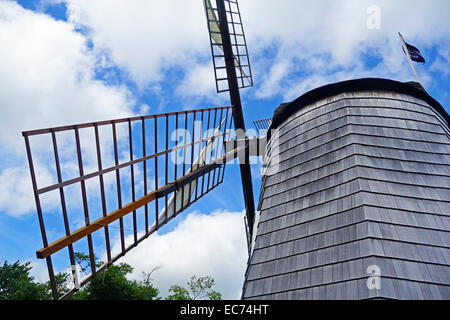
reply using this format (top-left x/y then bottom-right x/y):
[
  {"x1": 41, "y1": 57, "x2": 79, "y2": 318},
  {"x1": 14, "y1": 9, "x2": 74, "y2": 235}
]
[
  {"x1": 71, "y1": 253, "x2": 160, "y2": 300},
  {"x1": 50, "y1": 272, "x2": 71, "y2": 299},
  {"x1": 166, "y1": 275, "x2": 222, "y2": 300},
  {"x1": 166, "y1": 284, "x2": 191, "y2": 300},
  {"x1": 74, "y1": 252, "x2": 103, "y2": 275},
  {"x1": 0, "y1": 260, "x2": 49, "y2": 300}
]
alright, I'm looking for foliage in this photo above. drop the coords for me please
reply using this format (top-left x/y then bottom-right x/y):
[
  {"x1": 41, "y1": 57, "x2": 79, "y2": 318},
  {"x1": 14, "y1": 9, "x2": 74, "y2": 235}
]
[
  {"x1": 166, "y1": 284, "x2": 191, "y2": 300},
  {"x1": 74, "y1": 252, "x2": 103, "y2": 275},
  {"x1": 0, "y1": 260, "x2": 49, "y2": 300},
  {"x1": 166, "y1": 275, "x2": 222, "y2": 300},
  {"x1": 52, "y1": 272, "x2": 71, "y2": 299},
  {"x1": 1, "y1": 255, "x2": 222, "y2": 301},
  {"x1": 71, "y1": 253, "x2": 159, "y2": 300}
]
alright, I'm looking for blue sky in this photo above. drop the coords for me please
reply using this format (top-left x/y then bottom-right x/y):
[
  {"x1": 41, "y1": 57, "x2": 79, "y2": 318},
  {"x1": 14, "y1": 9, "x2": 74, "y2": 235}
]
[{"x1": 0, "y1": 0, "x2": 449, "y2": 298}]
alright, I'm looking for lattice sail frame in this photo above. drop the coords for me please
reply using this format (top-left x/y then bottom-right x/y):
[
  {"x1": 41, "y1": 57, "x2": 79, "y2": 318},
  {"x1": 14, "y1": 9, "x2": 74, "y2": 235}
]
[
  {"x1": 204, "y1": 0, "x2": 253, "y2": 93},
  {"x1": 253, "y1": 118, "x2": 272, "y2": 137},
  {"x1": 23, "y1": 106, "x2": 234, "y2": 299}
]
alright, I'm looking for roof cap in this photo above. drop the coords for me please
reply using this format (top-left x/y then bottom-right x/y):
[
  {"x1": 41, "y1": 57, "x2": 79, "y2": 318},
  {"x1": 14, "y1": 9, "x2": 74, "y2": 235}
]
[{"x1": 269, "y1": 78, "x2": 449, "y2": 135}]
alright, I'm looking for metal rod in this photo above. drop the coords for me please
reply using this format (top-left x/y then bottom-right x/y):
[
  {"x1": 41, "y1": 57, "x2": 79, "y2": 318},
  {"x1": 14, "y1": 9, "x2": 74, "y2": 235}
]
[
  {"x1": 94, "y1": 125, "x2": 112, "y2": 263},
  {"x1": 24, "y1": 135, "x2": 58, "y2": 299},
  {"x1": 22, "y1": 106, "x2": 232, "y2": 137},
  {"x1": 173, "y1": 113, "x2": 178, "y2": 216},
  {"x1": 195, "y1": 111, "x2": 204, "y2": 201},
  {"x1": 201, "y1": 110, "x2": 211, "y2": 196},
  {"x1": 181, "y1": 113, "x2": 188, "y2": 208},
  {"x1": 399, "y1": 32, "x2": 421, "y2": 83},
  {"x1": 74, "y1": 128, "x2": 96, "y2": 275},
  {"x1": 112, "y1": 123, "x2": 125, "y2": 253},
  {"x1": 217, "y1": 109, "x2": 229, "y2": 185},
  {"x1": 142, "y1": 118, "x2": 149, "y2": 232},
  {"x1": 165, "y1": 115, "x2": 169, "y2": 223},
  {"x1": 128, "y1": 120, "x2": 138, "y2": 245},
  {"x1": 212, "y1": 108, "x2": 224, "y2": 185},
  {"x1": 189, "y1": 112, "x2": 196, "y2": 202},
  {"x1": 51, "y1": 130, "x2": 77, "y2": 273},
  {"x1": 221, "y1": 109, "x2": 234, "y2": 183},
  {"x1": 207, "y1": 108, "x2": 218, "y2": 191},
  {"x1": 153, "y1": 117, "x2": 158, "y2": 230}
]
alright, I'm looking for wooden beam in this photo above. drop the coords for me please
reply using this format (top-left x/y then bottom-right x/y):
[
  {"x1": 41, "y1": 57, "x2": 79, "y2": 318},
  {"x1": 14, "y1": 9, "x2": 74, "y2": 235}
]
[{"x1": 36, "y1": 191, "x2": 157, "y2": 259}]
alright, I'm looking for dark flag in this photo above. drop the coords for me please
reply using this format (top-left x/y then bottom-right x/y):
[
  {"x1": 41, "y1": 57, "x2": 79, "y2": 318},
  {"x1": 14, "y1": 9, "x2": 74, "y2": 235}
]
[
  {"x1": 402, "y1": 42, "x2": 426, "y2": 63},
  {"x1": 398, "y1": 33, "x2": 423, "y2": 83}
]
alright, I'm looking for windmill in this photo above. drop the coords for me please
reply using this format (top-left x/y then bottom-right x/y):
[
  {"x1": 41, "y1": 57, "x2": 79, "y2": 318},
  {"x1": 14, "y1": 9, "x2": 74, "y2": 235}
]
[
  {"x1": 23, "y1": 0, "x2": 264, "y2": 300},
  {"x1": 22, "y1": 0, "x2": 450, "y2": 302}
]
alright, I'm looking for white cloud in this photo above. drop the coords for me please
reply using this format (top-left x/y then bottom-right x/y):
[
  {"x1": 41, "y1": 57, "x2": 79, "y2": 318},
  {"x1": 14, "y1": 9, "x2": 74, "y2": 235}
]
[
  {"x1": 0, "y1": 167, "x2": 34, "y2": 216},
  {"x1": 430, "y1": 41, "x2": 450, "y2": 76},
  {"x1": 0, "y1": 1, "x2": 138, "y2": 217},
  {"x1": 115, "y1": 210, "x2": 248, "y2": 300},
  {"x1": 0, "y1": 161, "x2": 59, "y2": 217},
  {"x1": 0, "y1": 1, "x2": 135, "y2": 153},
  {"x1": 55, "y1": 0, "x2": 210, "y2": 87},
  {"x1": 255, "y1": 60, "x2": 293, "y2": 99},
  {"x1": 54, "y1": 0, "x2": 232, "y2": 100},
  {"x1": 29, "y1": 258, "x2": 51, "y2": 284},
  {"x1": 50, "y1": 0, "x2": 450, "y2": 102},
  {"x1": 241, "y1": 0, "x2": 450, "y2": 99},
  {"x1": 176, "y1": 63, "x2": 218, "y2": 101}
]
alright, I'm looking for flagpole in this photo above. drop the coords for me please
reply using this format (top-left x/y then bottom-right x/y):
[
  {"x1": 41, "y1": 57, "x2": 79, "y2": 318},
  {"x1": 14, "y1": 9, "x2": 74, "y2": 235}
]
[{"x1": 399, "y1": 32, "x2": 421, "y2": 83}]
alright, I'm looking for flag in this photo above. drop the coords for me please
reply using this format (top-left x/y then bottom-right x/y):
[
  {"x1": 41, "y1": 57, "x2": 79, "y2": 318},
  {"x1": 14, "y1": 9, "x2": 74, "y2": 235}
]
[
  {"x1": 402, "y1": 41, "x2": 426, "y2": 63},
  {"x1": 398, "y1": 33, "x2": 423, "y2": 83}
]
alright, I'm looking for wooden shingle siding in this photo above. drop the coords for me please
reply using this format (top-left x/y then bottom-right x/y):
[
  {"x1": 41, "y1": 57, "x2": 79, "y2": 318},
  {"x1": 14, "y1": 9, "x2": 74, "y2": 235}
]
[{"x1": 242, "y1": 89, "x2": 450, "y2": 300}]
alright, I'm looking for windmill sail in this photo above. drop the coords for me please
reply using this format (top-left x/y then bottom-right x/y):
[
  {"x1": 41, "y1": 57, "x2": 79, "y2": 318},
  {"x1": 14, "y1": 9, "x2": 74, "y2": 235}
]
[
  {"x1": 204, "y1": 0, "x2": 222, "y2": 49},
  {"x1": 204, "y1": 0, "x2": 250, "y2": 84},
  {"x1": 23, "y1": 0, "x2": 260, "y2": 300},
  {"x1": 204, "y1": 0, "x2": 253, "y2": 92},
  {"x1": 253, "y1": 118, "x2": 272, "y2": 137},
  {"x1": 23, "y1": 106, "x2": 235, "y2": 299}
]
